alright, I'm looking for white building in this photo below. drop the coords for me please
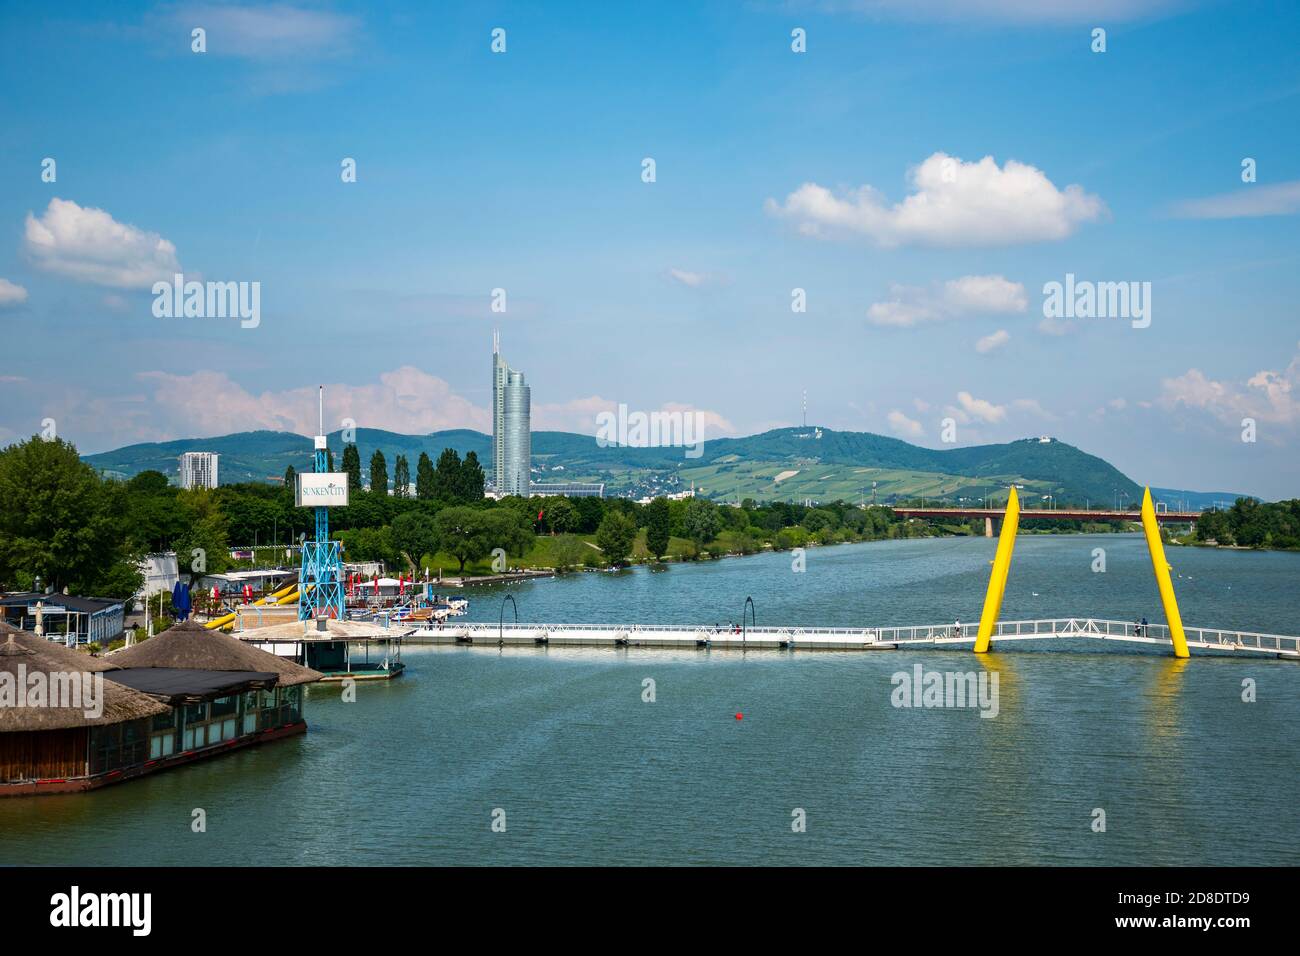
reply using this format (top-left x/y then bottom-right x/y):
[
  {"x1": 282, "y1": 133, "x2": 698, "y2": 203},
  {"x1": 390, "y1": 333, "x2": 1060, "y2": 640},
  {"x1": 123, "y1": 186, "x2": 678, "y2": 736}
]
[
  {"x1": 178, "y1": 451, "x2": 219, "y2": 489},
  {"x1": 138, "y1": 552, "x2": 179, "y2": 598}
]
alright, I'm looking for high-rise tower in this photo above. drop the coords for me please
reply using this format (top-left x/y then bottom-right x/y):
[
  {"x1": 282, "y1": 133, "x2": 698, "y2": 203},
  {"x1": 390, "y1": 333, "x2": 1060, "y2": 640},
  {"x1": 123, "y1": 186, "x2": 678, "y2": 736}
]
[{"x1": 492, "y1": 332, "x2": 531, "y2": 497}]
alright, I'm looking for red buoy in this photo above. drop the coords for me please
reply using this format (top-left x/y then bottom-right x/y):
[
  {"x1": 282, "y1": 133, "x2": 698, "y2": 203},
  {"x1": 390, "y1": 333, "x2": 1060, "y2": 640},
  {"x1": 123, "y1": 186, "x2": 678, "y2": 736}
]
[{"x1": 734, "y1": 712, "x2": 743, "y2": 720}]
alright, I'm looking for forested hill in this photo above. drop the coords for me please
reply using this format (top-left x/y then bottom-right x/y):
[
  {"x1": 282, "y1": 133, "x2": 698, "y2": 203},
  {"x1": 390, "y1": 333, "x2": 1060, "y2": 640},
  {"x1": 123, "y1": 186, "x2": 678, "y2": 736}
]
[{"x1": 80, "y1": 426, "x2": 1250, "y2": 506}]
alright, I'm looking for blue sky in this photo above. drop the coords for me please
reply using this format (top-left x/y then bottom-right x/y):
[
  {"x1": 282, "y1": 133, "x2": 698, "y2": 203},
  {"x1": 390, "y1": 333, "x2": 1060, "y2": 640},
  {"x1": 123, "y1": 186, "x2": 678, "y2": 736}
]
[{"x1": 0, "y1": 0, "x2": 1297, "y2": 496}]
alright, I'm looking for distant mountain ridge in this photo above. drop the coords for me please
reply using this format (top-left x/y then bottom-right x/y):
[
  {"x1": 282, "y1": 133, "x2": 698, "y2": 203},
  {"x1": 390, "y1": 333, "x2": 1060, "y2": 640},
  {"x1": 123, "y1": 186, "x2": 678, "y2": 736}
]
[{"x1": 80, "y1": 426, "x2": 1256, "y2": 507}]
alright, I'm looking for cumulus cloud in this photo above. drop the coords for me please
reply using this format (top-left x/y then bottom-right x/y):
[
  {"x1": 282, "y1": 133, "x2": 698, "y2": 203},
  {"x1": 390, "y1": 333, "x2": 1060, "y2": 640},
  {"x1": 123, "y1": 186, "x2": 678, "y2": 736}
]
[
  {"x1": 0, "y1": 279, "x2": 28, "y2": 307},
  {"x1": 887, "y1": 409, "x2": 925, "y2": 438},
  {"x1": 975, "y1": 329, "x2": 1010, "y2": 353},
  {"x1": 1158, "y1": 346, "x2": 1300, "y2": 432},
  {"x1": 949, "y1": 391, "x2": 1008, "y2": 424},
  {"x1": 136, "y1": 366, "x2": 491, "y2": 437},
  {"x1": 1169, "y1": 180, "x2": 1300, "y2": 220},
  {"x1": 766, "y1": 153, "x2": 1105, "y2": 247},
  {"x1": 869, "y1": 274, "x2": 1026, "y2": 327},
  {"x1": 24, "y1": 198, "x2": 181, "y2": 289}
]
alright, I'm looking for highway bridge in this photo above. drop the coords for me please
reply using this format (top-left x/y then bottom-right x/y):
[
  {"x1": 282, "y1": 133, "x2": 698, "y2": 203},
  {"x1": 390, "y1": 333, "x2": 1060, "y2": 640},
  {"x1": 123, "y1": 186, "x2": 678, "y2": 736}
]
[{"x1": 891, "y1": 506, "x2": 1200, "y2": 523}]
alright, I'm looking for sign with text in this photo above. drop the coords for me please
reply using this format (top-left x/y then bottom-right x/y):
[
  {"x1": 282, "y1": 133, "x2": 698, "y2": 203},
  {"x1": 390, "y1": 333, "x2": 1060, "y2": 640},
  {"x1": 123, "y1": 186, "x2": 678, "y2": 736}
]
[{"x1": 295, "y1": 473, "x2": 349, "y2": 508}]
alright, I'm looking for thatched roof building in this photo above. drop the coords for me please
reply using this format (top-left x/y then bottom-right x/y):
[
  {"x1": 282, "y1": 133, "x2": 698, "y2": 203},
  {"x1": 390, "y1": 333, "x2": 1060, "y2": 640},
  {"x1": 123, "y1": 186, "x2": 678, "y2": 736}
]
[
  {"x1": 3, "y1": 620, "x2": 322, "y2": 797},
  {"x1": 111, "y1": 620, "x2": 323, "y2": 686},
  {"x1": 0, "y1": 620, "x2": 119, "y2": 672},
  {"x1": 0, "y1": 631, "x2": 169, "y2": 733}
]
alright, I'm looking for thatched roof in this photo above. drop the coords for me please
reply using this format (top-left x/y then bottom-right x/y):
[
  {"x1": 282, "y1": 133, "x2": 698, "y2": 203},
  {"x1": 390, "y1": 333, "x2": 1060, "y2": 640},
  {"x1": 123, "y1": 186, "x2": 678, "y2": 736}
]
[
  {"x1": 0, "y1": 620, "x2": 120, "y2": 672},
  {"x1": 0, "y1": 632, "x2": 170, "y2": 732},
  {"x1": 110, "y1": 620, "x2": 323, "y2": 686}
]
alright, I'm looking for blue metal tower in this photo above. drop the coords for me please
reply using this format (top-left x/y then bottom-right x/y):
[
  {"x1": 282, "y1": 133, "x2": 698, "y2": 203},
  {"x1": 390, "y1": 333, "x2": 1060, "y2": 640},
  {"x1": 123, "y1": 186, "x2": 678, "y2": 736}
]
[{"x1": 298, "y1": 386, "x2": 345, "y2": 620}]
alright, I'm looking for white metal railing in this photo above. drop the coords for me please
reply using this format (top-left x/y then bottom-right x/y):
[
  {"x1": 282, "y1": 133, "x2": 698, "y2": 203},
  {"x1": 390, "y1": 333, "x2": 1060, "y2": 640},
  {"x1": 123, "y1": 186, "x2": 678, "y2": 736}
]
[{"x1": 418, "y1": 616, "x2": 1300, "y2": 656}]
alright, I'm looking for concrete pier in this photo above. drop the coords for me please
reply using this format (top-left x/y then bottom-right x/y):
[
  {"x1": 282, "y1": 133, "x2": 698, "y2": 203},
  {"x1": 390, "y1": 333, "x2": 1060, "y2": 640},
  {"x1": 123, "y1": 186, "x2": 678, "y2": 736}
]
[{"x1": 404, "y1": 618, "x2": 1300, "y2": 658}]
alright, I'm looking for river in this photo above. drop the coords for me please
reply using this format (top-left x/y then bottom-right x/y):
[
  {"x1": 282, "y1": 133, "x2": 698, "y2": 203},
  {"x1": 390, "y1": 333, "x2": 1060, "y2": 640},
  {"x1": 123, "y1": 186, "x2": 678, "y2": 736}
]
[{"x1": 3, "y1": 534, "x2": 1297, "y2": 865}]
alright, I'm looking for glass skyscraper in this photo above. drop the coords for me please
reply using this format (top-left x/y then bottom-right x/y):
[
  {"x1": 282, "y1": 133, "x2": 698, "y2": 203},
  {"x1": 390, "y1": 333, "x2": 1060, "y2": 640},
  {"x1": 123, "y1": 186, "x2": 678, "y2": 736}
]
[{"x1": 492, "y1": 332, "x2": 531, "y2": 498}]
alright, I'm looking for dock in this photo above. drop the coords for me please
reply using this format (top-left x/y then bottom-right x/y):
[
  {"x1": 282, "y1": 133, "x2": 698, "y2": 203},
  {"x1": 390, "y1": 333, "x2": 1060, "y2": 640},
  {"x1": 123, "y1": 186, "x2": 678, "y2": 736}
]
[{"x1": 405, "y1": 617, "x2": 1300, "y2": 658}]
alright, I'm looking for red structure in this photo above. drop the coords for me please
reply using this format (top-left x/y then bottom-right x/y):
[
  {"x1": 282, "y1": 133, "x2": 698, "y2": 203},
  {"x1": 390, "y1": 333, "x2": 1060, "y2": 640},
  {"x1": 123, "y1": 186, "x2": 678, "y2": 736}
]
[{"x1": 891, "y1": 506, "x2": 1199, "y2": 523}]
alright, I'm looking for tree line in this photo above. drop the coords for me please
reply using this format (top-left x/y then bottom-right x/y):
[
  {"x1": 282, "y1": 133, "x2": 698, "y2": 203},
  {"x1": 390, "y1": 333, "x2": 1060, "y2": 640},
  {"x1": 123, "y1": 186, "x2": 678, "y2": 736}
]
[{"x1": 1192, "y1": 498, "x2": 1300, "y2": 549}]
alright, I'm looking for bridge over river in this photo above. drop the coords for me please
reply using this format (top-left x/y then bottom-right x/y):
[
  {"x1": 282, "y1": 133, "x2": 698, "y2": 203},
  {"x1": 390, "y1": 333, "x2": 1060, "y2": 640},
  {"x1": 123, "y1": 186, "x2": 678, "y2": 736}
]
[
  {"x1": 408, "y1": 486, "x2": 1295, "y2": 662},
  {"x1": 410, "y1": 617, "x2": 1299, "y2": 658}
]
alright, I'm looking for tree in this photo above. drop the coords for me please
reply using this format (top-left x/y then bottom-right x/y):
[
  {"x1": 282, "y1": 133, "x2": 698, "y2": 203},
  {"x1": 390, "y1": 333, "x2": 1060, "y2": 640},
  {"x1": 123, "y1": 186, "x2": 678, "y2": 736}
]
[
  {"x1": 0, "y1": 436, "x2": 141, "y2": 596},
  {"x1": 595, "y1": 511, "x2": 637, "y2": 567},
  {"x1": 645, "y1": 497, "x2": 671, "y2": 560},
  {"x1": 573, "y1": 496, "x2": 604, "y2": 533},
  {"x1": 336, "y1": 526, "x2": 395, "y2": 567},
  {"x1": 432, "y1": 448, "x2": 462, "y2": 501},
  {"x1": 483, "y1": 508, "x2": 535, "y2": 558},
  {"x1": 124, "y1": 471, "x2": 187, "y2": 553},
  {"x1": 551, "y1": 534, "x2": 588, "y2": 571},
  {"x1": 283, "y1": 464, "x2": 296, "y2": 496},
  {"x1": 433, "y1": 506, "x2": 491, "y2": 573},
  {"x1": 369, "y1": 449, "x2": 389, "y2": 496},
  {"x1": 342, "y1": 444, "x2": 362, "y2": 493},
  {"x1": 684, "y1": 498, "x2": 722, "y2": 550},
  {"x1": 415, "y1": 452, "x2": 435, "y2": 500},
  {"x1": 460, "y1": 450, "x2": 486, "y2": 501},
  {"x1": 540, "y1": 496, "x2": 577, "y2": 534},
  {"x1": 393, "y1": 455, "x2": 410, "y2": 498},
  {"x1": 172, "y1": 488, "x2": 232, "y2": 576},
  {"x1": 391, "y1": 511, "x2": 438, "y2": 570}
]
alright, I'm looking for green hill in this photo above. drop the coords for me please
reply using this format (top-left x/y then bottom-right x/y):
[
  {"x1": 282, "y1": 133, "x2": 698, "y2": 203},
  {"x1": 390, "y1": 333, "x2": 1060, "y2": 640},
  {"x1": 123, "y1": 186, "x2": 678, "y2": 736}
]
[{"x1": 74, "y1": 424, "x2": 1239, "y2": 508}]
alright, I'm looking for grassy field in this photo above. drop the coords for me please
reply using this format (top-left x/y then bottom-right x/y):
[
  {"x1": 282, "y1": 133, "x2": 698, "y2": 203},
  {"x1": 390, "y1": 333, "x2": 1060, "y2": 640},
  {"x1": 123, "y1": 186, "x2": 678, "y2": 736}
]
[{"x1": 676, "y1": 460, "x2": 1058, "y2": 504}]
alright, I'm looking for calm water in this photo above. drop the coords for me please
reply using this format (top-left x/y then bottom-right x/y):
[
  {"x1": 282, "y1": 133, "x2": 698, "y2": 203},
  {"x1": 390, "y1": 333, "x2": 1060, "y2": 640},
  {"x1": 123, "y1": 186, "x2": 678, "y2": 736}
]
[{"x1": 3, "y1": 535, "x2": 1298, "y2": 866}]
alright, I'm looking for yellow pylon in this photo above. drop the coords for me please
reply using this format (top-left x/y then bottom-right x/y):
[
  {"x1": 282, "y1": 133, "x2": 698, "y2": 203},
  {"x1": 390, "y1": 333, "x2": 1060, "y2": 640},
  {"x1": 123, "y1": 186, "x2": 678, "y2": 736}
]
[
  {"x1": 1140, "y1": 487, "x2": 1190, "y2": 658},
  {"x1": 974, "y1": 486, "x2": 1020, "y2": 653}
]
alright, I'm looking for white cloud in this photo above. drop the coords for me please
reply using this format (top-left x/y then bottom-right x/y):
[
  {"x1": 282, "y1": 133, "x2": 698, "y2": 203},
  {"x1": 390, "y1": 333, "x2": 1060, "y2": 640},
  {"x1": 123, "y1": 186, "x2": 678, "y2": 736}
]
[
  {"x1": 975, "y1": 329, "x2": 1010, "y2": 354},
  {"x1": 1010, "y1": 397, "x2": 1054, "y2": 419},
  {"x1": 1037, "y1": 314, "x2": 1075, "y2": 336},
  {"x1": 1169, "y1": 180, "x2": 1300, "y2": 220},
  {"x1": 24, "y1": 198, "x2": 181, "y2": 289},
  {"x1": 887, "y1": 409, "x2": 925, "y2": 438},
  {"x1": 766, "y1": 152, "x2": 1105, "y2": 248},
  {"x1": 869, "y1": 274, "x2": 1026, "y2": 327},
  {"x1": 164, "y1": 3, "x2": 359, "y2": 59},
  {"x1": 1158, "y1": 346, "x2": 1300, "y2": 431},
  {"x1": 136, "y1": 366, "x2": 491, "y2": 437},
  {"x1": 0, "y1": 279, "x2": 28, "y2": 307},
  {"x1": 951, "y1": 391, "x2": 1008, "y2": 424}
]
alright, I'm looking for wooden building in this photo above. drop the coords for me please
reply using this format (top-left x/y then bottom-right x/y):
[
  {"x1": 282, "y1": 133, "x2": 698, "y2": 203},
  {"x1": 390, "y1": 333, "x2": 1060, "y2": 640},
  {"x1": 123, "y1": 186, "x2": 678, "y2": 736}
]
[{"x1": 1, "y1": 620, "x2": 322, "y2": 797}]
